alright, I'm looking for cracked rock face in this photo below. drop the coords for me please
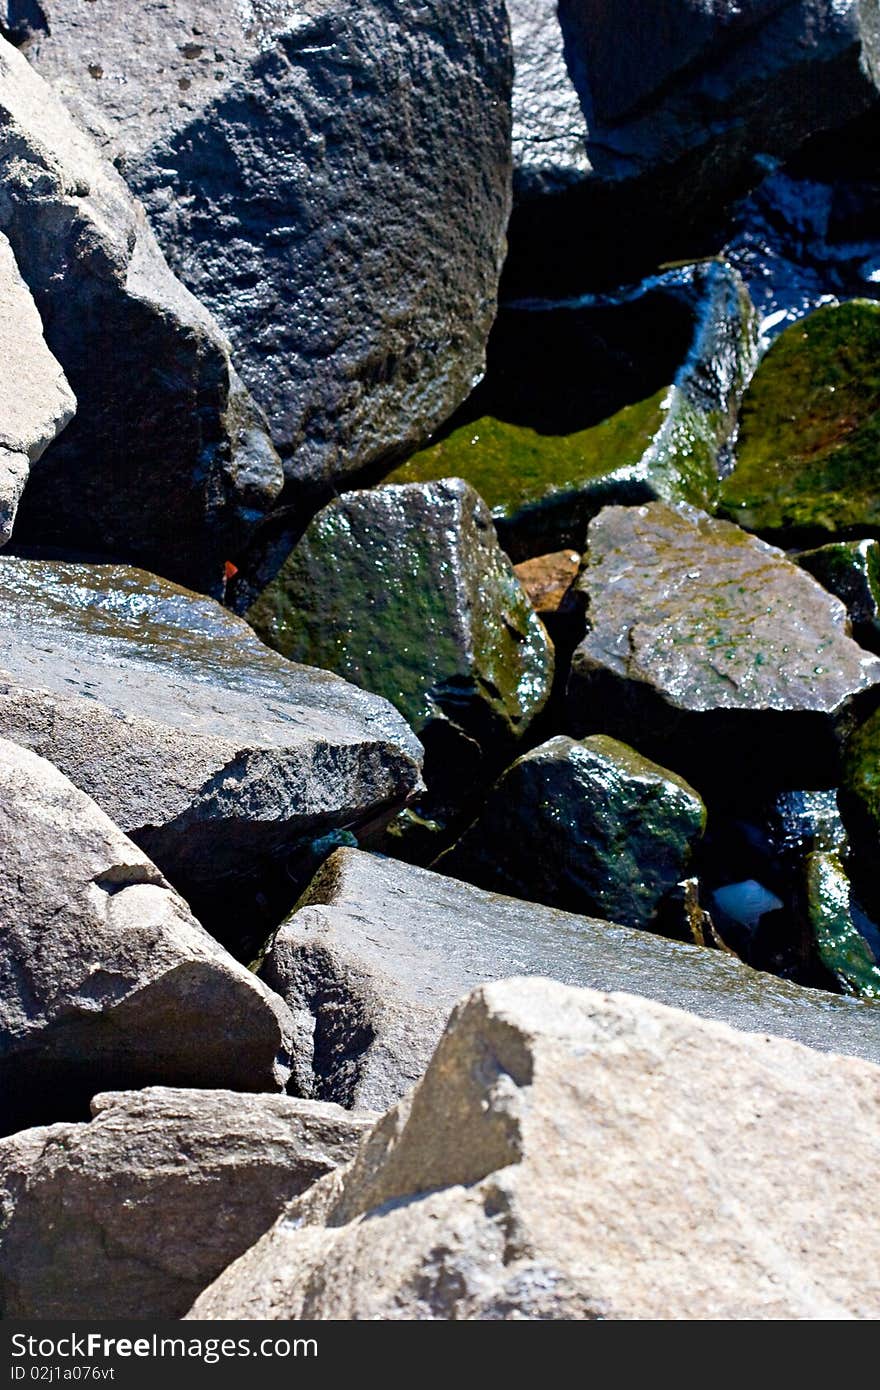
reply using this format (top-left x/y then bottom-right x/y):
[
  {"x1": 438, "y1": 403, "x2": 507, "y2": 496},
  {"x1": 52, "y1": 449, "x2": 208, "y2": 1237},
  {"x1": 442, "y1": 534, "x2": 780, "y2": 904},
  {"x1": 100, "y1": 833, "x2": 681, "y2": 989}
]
[
  {"x1": 0, "y1": 33, "x2": 282, "y2": 593},
  {"x1": 0, "y1": 556, "x2": 423, "y2": 955},
  {"x1": 0, "y1": 1087, "x2": 373, "y2": 1318},
  {"x1": 18, "y1": 0, "x2": 513, "y2": 490},
  {"x1": 568, "y1": 502, "x2": 880, "y2": 790},
  {"x1": 188, "y1": 978, "x2": 880, "y2": 1320},
  {"x1": 0, "y1": 739, "x2": 297, "y2": 1136},
  {"x1": 260, "y1": 847, "x2": 880, "y2": 1113},
  {"x1": 0, "y1": 230, "x2": 75, "y2": 547}
]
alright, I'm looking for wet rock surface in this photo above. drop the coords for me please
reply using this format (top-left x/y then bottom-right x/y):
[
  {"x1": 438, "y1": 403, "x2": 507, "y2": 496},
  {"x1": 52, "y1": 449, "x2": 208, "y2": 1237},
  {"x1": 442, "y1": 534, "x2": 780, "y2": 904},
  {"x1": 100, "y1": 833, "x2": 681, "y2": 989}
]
[
  {"x1": 0, "y1": 1087, "x2": 373, "y2": 1318},
  {"x1": 246, "y1": 481, "x2": 552, "y2": 820},
  {"x1": 0, "y1": 231, "x2": 74, "y2": 546},
  {"x1": 0, "y1": 556, "x2": 423, "y2": 952},
  {"x1": 0, "y1": 739, "x2": 296, "y2": 1136},
  {"x1": 0, "y1": 34, "x2": 281, "y2": 593},
  {"x1": 719, "y1": 301, "x2": 880, "y2": 543},
  {"x1": 386, "y1": 263, "x2": 757, "y2": 560},
  {"x1": 189, "y1": 977, "x2": 880, "y2": 1321},
  {"x1": 438, "y1": 735, "x2": 706, "y2": 929},
  {"x1": 508, "y1": 0, "x2": 588, "y2": 199},
  {"x1": 804, "y1": 852, "x2": 880, "y2": 1000},
  {"x1": 260, "y1": 847, "x2": 880, "y2": 1113},
  {"x1": 799, "y1": 540, "x2": 880, "y2": 651},
  {"x1": 568, "y1": 502, "x2": 880, "y2": 790},
  {"x1": 20, "y1": 0, "x2": 513, "y2": 489}
]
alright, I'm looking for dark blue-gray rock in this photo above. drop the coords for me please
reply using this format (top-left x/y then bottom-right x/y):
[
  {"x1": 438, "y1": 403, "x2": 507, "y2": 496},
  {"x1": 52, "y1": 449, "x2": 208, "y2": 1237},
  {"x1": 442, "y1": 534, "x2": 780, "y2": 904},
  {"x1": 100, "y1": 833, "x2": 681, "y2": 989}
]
[
  {"x1": 438, "y1": 735, "x2": 706, "y2": 929},
  {"x1": 0, "y1": 1087, "x2": 373, "y2": 1318},
  {"x1": 0, "y1": 32, "x2": 281, "y2": 593},
  {"x1": 0, "y1": 556, "x2": 423, "y2": 955},
  {"x1": 260, "y1": 846, "x2": 880, "y2": 1113},
  {"x1": 19, "y1": 0, "x2": 513, "y2": 490},
  {"x1": 799, "y1": 540, "x2": 880, "y2": 652},
  {"x1": 0, "y1": 230, "x2": 75, "y2": 546},
  {"x1": 0, "y1": 739, "x2": 297, "y2": 1137},
  {"x1": 567, "y1": 502, "x2": 880, "y2": 791}
]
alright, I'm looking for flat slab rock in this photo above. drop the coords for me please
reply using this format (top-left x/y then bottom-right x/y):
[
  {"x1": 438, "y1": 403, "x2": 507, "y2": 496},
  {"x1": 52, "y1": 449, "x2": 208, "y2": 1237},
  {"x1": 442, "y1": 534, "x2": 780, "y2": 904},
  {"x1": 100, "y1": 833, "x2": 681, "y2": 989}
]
[
  {"x1": 189, "y1": 978, "x2": 880, "y2": 1320},
  {"x1": 0, "y1": 230, "x2": 75, "y2": 546},
  {"x1": 20, "y1": 0, "x2": 513, "y2": 491},
  {"x1": 260, "y1": 847, "x2": 880, "y2": 1113},
  {"x1": 568, "y1": 502, "x2": 880, "y2": 789},
  {"x1": 0, "y1": 1087, "x2": 373, "y2": 1319},
  {"x1": 0, "y1": 557, "x2": 422, "y2": 951},
  {"x1": 0, "y1": 739, "x2": 295, "y2": 1136}
]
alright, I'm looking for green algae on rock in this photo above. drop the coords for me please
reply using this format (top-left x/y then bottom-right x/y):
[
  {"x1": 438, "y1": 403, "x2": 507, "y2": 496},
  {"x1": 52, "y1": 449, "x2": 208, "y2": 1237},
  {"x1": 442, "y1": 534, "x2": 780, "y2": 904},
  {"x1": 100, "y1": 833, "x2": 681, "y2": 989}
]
[
  {"x1": 383, "y1": 262, "x2": 756, "y2": 559},
  {"x1": 804, "y1": 852, "x2": 880, "y2": 1000},
  {"x1": 568, "y1": 501, "x2": 880, "y2": 791},
  {"x1": 799, "y1": 539, "x2": 880, "y2": 650},
  {"x1": 246, "y1": 481, "x2": 554, "y2": 790},
  {"x1": 437, "y1": 733, "x2": 705, "y2": 929},
  {"x1": 719, "y1": 300, "x2": 880, "y2": 544}
]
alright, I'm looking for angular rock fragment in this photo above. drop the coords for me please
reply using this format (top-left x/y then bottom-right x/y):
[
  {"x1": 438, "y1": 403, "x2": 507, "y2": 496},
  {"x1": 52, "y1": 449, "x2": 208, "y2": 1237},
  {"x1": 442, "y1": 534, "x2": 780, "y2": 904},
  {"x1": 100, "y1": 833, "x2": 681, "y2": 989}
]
[
  {"x1": 719, "y1": 302, "x2": 880, "y2": 545},
  {"x1": 0, "y1": 739, "x2": 296, "y2": 1135},
  {"x1": 189, "y1": 978, "x2": 880, "y2": 1320},
  {"x1": 567, "y1": 502, "x2": 880, "y2": 789},
  {"x1": 507, "y1": 0, "x2": 589, "y2": 198},
  {"x1": 20, "y1": 0, "x2": 513, "y2": 488},
  {"x1": 438, "y1": 735, "x2": 706, "y2": 928},
  {"x1": 0, "y1": 557, "x2": 423, "y2": 953},
  {"x1": 246, "y1": 481, "x2": 552, "y2": 816},
  {"x1": 513, "y1": 550, "x2": 580, "y2": 620},
  {"x1": 0, "y1": 33, "x2": 282, "y2": 591},
  {"x1": 0, "y1": 230, "x2": 74, "y2": 546},
  {"x1": 260, "y1": 847, "x2": 880, "y2": 1112},
  {"x1": 799, "y1": 540, "x2": 880, "y2": 651},
  {"x1": 387, "y1": 263, "x2": 757, "y2": 560},
  {"x1": 0, "y1": 1087, "x2": 373, "y2": 1318}
]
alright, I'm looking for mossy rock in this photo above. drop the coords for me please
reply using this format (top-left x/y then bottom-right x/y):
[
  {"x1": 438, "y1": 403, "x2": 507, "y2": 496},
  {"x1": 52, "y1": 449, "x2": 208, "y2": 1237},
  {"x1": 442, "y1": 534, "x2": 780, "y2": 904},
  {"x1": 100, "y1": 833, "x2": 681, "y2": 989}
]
[
  {"x1": 719, "y1": 300, "x2": 880, "y2": 543},
  {"x1": 384, "y1": 262, "x2": 756, "y2": 560},
  {"x1": 804, "y1": 852, "x2": 880, "y2": 1000},
  {"x1": 798, "y1": 539, "x2": 880, "y2": 650}
]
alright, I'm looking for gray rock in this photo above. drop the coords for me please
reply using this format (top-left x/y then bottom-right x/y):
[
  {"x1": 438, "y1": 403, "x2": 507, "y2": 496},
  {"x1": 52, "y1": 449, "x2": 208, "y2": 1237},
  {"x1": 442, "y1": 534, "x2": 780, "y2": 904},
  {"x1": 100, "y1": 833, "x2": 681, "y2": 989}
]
[
  {"x1": 260, "y1": 847, "x2": 880, "y2": 1112},
  {"x1": 0, "y1": 1086, "x2": 373, "y2": 1318},
  {"x1": 19, "y1": 0, "x2": 513, "y2": 488},
  {"x1": 189, "y1": 978, "x2": 880, "y2": 1320},
  {"x1": 438, "y1": 735, "x2": 705, "y2": 928},
  {"x1": 0, "y1": 556, "x2": 423, "y2": 954},
  {"x1": 0, "y1": 739, "x2": 296, "y2": 1136},
  {"x1": 0, "y1": 229, "x2": 74, "y2": 545},
  {"x1": 0, "y1": 33, "x2": 282, "y2": 592},
  {"x1": 246, "y1": 480, "x2": 553, "y2": 818},
  {"x1": 508, "y1": 0, "x2": 589, "y2": 198},
  {"x1": 567, "y1": 502, "x2": 880, "y2": 791}
]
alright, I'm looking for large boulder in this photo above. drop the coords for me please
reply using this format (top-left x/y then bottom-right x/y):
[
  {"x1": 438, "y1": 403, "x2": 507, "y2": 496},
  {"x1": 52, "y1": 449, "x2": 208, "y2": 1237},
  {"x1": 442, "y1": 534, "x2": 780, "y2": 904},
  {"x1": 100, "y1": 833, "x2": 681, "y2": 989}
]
[
  {"x1": 567, "y1": 502, "x2": 880, "y2": 790},
  {"x1": 0, "y1": 739, "x2": 295, "y2": 1136},
  {"x1": 260, "y1": 847, "x2": 880, "y2": 1112},
  {"x1": 0, "y1": 1087, "x2": 372, "y2": 1318},
  {"x1": 0, "y1": 556, "x2": 423, "y2": 954},
  {"x1": 438, "y1": 734, "x2": 706, "y2": 927},
  {"x1": 0, "y1": 33, "x2": 282, "y2": 593},
  {"x1": 0, "y1": 230, "x2": 74, "y2": 545},
  {"x1": 385, "y1": 263, "x2": 757, "y2": 561},
  {"x1": 17, "y1": 0, "x2": 513, "y2": 491},
  {"x1": 245, "y1": 480, "x2": 553, "y2": 817},
  {"x1": 719, "y1": 301, "x2": 880, "y2": 545},
  {"x1": 189, "y1": 977, "x2": 880, "y2": 1320}
]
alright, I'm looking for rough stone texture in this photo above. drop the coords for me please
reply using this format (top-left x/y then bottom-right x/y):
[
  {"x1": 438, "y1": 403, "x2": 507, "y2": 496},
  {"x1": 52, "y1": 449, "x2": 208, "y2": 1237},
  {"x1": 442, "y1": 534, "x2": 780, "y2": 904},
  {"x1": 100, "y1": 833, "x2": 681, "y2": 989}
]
[
  {"x1": 0, "y1": 556, "x2": 423, "y2": 953},
  {"x1": 0, "y1": 739, "x2": 296, "y2": 1136},
  {"x1": 0, "y1": 1087, "x2": 373, "y2": 1318},
  {"x1": 0, "y1": 230, "x2": 74, "y2": 546},
  {"x1": 19, "y1": 0, "x2": 513, "y2": 487},
  {"x1": 804, "y1": 852, "x2": 880, "y2": 1000},
  {"x1": 508, "y1": 0, "x2": 589, "y2": 198},
  {"x1": 438, "y1": 735, "x2": 706, "y2": 929},
  {"x1": 386, "y1": 263, "x2": 757, "y2": 561},
  {"x1": 567, "y1": 502, "x2": 880, "y2": 790},
  {"x1": 260, "y1": 847, "x2": 880, "y2": 1112},
  {"x1": 189, "y1": 977, "x2": 880, "y2": 1320},
  {"x1": 720, "y1": 301, "x2": 880, "y2": 544},
  {"x1": 0, "y1": 33, "x2": 282, "y2": 593},
  {"x1": 840, "y1": 707, "x2": 880, "y2": 925},
  {"x1": 800, "y1": 540, "x2": 880, "y2": 652},
  {"x1": 246, "y1": 481, "x2": 553, "y2": 816},
  {"x1": 513, "y1": 550, "x2": 580, "y2": 619}
]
